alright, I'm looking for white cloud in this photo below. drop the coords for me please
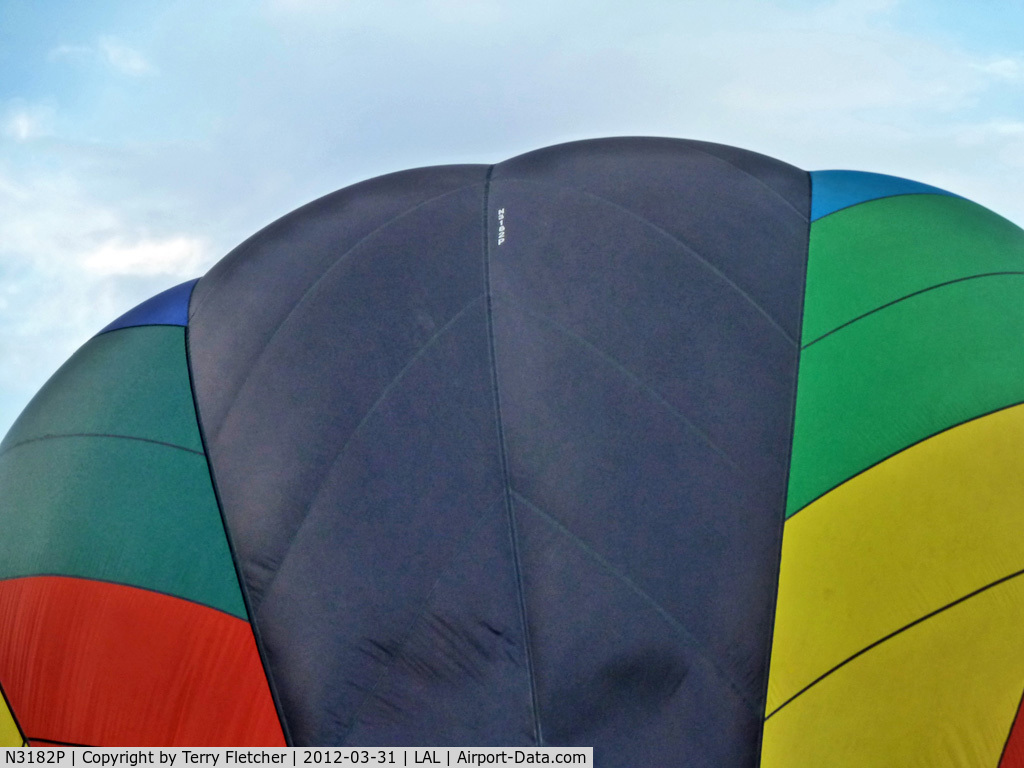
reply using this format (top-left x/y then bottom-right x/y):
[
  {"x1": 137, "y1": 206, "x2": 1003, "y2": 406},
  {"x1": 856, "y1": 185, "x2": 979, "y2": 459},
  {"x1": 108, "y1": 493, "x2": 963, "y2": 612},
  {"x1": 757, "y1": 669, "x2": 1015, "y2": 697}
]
[
  {"x1": 47, "y1": 37, "x2": 156, "y2": 76},
  {"x1": 82, "y1": 236, "x2": 209, "y2": 277},
  {"x1": 3, "y1": 102, "x2": 55, "y2": 141},
  {"x1": 973, "y1": 57, "x2": 1024, "y2": 81},
  {"x1": 98, "y1": 37, "x2": 156, "y2": 76}
]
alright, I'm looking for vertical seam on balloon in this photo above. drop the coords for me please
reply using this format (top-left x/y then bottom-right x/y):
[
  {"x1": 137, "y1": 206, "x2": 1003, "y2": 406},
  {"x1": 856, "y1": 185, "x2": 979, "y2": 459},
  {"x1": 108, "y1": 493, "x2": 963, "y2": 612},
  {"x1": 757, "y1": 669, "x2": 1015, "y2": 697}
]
[
  {"x1": 998, "y1": 683, "x2": 1024, "y2": 767},
  {"x1": 0, "y1": 676, "x2": 27, "y2": 746},
  {"x1": 754, "y1": 169, "x2": 812, "y2": 768},
  {"x1": 482, "y1": 166, "x2": 544, "y2": 746},
  {"x1": 183, "y1": 322, "x2": 293, "y2": 747}
]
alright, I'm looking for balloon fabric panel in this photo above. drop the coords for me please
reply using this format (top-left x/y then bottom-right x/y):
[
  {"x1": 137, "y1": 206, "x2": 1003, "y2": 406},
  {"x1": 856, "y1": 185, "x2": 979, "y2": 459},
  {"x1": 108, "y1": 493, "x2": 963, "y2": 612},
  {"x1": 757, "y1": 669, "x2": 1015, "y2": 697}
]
[
  {"x1": 808, "y1": 169, "x2": 958, "y2": 221},
  {"x1": 769, "y1": 403, "x2": 1024, "y2": 714},
  {"x1": 5, "y1": 138, "x2": 1023, "y2": 762},
  {"x1": 187, "y1": 138, "x2": 811, "y2": 758},
  {"x1": 0, "y1": 576, "x2": 282, "y2": 746},
  {"x1": 767, "y1": 170, "x2": 1024, "y2": 766},
  {"x1": 0, "y1": 324, "x2": 282, "y2": 745},
  {"x1": 801, "y1": 194, "x2": 1024, "y2": 345}
]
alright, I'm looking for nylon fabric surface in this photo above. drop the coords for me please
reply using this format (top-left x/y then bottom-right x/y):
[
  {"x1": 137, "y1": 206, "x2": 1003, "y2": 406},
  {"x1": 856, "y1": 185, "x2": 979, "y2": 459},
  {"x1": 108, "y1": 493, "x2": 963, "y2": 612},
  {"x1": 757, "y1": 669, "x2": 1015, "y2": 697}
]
[
  {"x1": 0, "y1": 323, "x2": 278, "y2": 745},
  {"x1": 801, "y1": 194, "x2": 1024, "y2": 345},
  {"x1": 0, "y1": 576, "x2": 282, "y2": 746},
  {"x1": 187, "y1": 137, "x2": 810, "y2": 759},
  {"x1": 768, "y1": 403, "x2": 1024, "y2": 714},
  {"x1": 808, "y1": 170, "x2": 957, "y2": 221},
  {"x1": 768, "y1": 172, "x2": 1024, "y2": 767}
]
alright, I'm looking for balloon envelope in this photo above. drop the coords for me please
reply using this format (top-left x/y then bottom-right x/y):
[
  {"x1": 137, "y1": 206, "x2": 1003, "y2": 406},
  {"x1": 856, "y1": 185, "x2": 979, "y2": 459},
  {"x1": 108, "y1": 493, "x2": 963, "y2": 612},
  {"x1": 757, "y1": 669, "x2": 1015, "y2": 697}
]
[{"x1": 0, "y1": 138, "x2": 1022, "y2": 766}]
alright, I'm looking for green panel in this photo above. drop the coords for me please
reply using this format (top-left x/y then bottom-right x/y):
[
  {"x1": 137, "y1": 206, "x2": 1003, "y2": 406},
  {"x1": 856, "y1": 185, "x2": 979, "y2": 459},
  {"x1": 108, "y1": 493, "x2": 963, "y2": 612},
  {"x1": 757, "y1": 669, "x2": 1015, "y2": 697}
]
[
  {"x1": 803, "y1": 195, "x2": 1024, "y2": 345},
  {"x1": 0, "y1": 326, "x2": 202, "y2": 453},
  {"x1": 787, "y1": 275, "x2": 1024, "y2": 517},
  {"x1": 0, "y1": 437, "x2": 245, "y2": 618}
]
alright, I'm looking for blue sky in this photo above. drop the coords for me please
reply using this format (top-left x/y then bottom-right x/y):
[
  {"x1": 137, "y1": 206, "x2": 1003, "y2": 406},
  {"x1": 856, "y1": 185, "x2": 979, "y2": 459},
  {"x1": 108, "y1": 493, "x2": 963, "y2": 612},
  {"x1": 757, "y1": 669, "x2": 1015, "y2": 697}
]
[{"x1": 1, "y1": 0, "x2": 1022, "y2": 435}]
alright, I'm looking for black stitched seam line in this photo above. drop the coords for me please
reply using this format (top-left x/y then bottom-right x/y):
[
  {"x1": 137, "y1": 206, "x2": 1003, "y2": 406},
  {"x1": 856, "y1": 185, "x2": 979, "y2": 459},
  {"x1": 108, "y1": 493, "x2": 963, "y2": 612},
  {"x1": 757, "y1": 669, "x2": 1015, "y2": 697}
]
[
  {"x1": 755, "y1": 169, "x2": 813, "y2": 764},
  {"x1": 512, "y1": 490, "x2": 760, "y2": 716},
  {"x1": 785, "y1": 396, "x2": 1024, "y2": 522},
  {"x1": 765, "y1": 566, "x2": 1024, "y2": 721},
  {"x1": 184, "y1": 323, "x2": 293, "y2": 746},
  {"x1": 483, "y1": 167, "x2": 543, "y2": 746},
  {"x1": 998, "y1": 683, "x2": 1024, "y2": 766},
  {"x1": 25, "y1": 737, "x2": 92, "y2": 747},
  {"x1": 0, "y1": 432, "x2": 204, "y2": 460},
  {"x1": 802, "y1": 271, "x2": 1024, "y2": 349}
]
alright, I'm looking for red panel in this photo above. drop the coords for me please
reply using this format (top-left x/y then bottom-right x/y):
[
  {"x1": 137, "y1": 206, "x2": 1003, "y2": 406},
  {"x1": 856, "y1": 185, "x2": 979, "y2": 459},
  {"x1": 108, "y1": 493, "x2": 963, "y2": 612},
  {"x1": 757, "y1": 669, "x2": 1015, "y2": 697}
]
[
  {"x1": 1002, "y1": 690, "x2": 1024, "y2": 768},
  {"x1": 0, "y1": 576, "x2": 285, "y2": 746}
]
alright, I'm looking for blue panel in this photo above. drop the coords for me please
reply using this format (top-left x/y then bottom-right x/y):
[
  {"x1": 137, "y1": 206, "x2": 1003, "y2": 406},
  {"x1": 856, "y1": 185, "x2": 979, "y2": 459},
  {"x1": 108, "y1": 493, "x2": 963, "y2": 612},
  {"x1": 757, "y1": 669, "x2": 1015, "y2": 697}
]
[
  {"x1": 98, "y1": 279, "x2": 198, "y2": 334},
  {"x1": 810, "y1": 170, "x2": 958, "y2": 221}
]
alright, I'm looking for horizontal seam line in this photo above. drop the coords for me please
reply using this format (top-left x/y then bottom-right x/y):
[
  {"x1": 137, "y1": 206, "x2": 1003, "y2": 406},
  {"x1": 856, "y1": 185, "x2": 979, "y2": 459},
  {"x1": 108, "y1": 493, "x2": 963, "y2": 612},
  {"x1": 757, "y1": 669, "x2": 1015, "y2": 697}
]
[
  {"x1": 786, "y1": 397, "x2": 1024, "y2": 520},
  {"x1": 512, "y1": 490, "x2": 760, "y2": 715},
  {"x1": 0, "y1": 432, "x2": 204, "y2": 458},
  {"x1": 803, "y1": 271, "x2": 1024, "y2": 348},
  {"x1": 765, "y1": 565, "x2": 1024, "y2": 720}
]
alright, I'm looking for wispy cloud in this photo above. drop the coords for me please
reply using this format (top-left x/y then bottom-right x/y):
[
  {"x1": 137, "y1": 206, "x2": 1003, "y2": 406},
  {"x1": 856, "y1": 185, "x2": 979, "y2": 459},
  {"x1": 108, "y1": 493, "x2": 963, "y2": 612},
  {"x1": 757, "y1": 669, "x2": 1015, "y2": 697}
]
[
  {"x1": 972, "y1": 57, "x2": 1024, "y2": 81},
  {"x1": 47, "y1": 36, "x2": 156, "y2": 76},
  {"x1": 98, "y1": 37, "x2": 156, "y2": 76},
  {"x1": 82, "y1": 236, "x2": 209, "y2": 277},
  {"x1": 3, "y1": 102, "x2": 55, "y2": 141}
]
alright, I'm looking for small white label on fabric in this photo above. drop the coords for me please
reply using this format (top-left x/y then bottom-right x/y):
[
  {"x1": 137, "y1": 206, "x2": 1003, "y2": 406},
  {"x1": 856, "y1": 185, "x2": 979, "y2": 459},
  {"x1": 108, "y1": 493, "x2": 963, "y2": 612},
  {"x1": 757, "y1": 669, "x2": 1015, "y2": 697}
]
[{"x1": 496, "y1": 208, "x2": 506, "y2": 246}]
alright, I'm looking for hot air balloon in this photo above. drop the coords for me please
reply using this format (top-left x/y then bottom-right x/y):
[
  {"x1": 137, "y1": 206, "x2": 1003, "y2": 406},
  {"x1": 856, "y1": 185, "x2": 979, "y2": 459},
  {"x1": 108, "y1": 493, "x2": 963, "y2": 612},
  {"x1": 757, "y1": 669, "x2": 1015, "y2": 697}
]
[{"x1": 0, "y1": 137, "x2": 1021, "y2": 767}]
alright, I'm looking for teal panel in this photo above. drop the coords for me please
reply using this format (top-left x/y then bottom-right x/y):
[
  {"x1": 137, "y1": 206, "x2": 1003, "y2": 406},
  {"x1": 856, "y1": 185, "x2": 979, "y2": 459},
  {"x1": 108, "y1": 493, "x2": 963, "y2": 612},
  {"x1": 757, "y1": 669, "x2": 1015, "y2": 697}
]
[
  {"x1": 0, "y1": 437, "x2": 245, "y2": 618},
  {"x1": 1, "y1": 326, "x2": 202, "y2": 453}
]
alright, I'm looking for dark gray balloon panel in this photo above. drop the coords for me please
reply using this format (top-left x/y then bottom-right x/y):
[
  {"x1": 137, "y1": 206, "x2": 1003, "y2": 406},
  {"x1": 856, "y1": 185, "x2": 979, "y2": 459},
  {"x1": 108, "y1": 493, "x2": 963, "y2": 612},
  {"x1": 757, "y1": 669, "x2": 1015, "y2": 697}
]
[{"x1": 186, "y1": 137, "x2": 810, "y2": 759}]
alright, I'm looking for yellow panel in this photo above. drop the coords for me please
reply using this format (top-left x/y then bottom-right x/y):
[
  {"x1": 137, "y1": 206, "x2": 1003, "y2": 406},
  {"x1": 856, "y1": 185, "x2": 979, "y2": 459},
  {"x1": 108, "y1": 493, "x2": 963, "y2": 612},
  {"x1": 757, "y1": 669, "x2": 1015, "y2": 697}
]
[
  {"x1": 0, "y1": 691, "x2": 24, "y2": 746},
  {"x1": 761, "y1": 574, "x2": 1024, "y2": 768},
  {"x1": 767, "y1": 403, "x2": 1024, "y2": 714}
]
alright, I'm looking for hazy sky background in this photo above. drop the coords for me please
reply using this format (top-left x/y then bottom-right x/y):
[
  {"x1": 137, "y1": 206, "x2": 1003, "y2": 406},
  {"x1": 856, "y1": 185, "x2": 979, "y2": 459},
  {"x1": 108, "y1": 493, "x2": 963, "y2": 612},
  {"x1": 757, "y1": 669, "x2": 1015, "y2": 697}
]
[{"x1": 1, "y1": 0, "x2": 1022, "y2": 435}]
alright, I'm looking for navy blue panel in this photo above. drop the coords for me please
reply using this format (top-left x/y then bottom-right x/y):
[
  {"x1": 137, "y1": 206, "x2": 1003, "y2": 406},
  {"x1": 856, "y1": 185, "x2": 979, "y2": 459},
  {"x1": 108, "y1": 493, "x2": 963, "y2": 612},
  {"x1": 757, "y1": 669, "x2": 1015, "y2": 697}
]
[
  {"x1": 99, "y1": 278, "x2": 198, "y2": 334},
  {"x1": 188, "y1": 165, "x2": 488, "y2": 432},
  {"x1": 186, "y1": 138, "x2": 811, "y2": 760},
  {"x1": 515, "y1": 495, "x2": 758, "y2": 767},
  {"x1": 493, "y1": 137, "x2": 809, "y2": 341}
]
